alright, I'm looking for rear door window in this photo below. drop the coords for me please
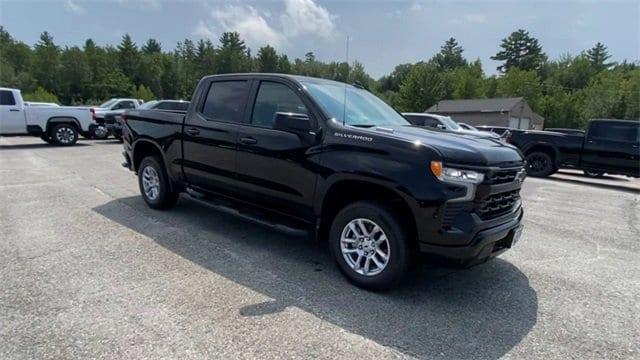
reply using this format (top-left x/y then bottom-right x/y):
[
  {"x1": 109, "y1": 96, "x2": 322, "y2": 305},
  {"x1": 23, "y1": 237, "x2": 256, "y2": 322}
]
[
  {"x1": 0, "y1": 90, "x2": 16, "y2": 106},
  {"x1": 590, "y1": 122, "x2": 640, "y2": 143},
  {"x1": 201, "y1": 81, "x2": 249, "y2": 123}
]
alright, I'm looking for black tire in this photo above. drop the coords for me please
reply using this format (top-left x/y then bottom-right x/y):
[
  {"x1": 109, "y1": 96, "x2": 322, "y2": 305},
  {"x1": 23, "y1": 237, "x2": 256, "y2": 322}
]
[
  {"x1": 40, "y1": 134, "x2": 54, "y2": 144},
  {"x1": 329, "y1": 201, "x2": 410, "y2": 291},
  {"x1": 91, "y1": 125, "x2": 109, "y2": 140},
  {"x1": 525, "y1": 151, "x2": 555, "y2": 177},
  {"x1": 50, "y1": 123, "x2": 78, "y2": 146},
  {"x1": 584, "y1": 170, "x2": 605, "y2": 178},
  {"x1": 138, "y1": 156, "x2": 179, "y2": 210}
]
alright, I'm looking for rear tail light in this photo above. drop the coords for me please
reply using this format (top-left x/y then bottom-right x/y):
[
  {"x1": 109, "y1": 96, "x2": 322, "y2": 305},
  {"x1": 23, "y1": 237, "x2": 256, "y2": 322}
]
[{"x1": 90, "y1": 108, "x2": 96, "y2": 121}]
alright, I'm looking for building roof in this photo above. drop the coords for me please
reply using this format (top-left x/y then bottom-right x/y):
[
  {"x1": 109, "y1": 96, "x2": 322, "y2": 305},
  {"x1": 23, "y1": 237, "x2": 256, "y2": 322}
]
[{"x1": 426, "y1": 97, "x2": 525, "y2": 113}]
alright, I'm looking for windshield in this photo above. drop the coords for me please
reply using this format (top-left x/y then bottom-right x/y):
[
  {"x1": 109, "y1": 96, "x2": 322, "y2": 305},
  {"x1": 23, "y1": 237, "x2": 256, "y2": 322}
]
[
  {"x1": 301, "y1": 81, "x2": 409, "y2": 127},
  {"x1": 99, "y1": 99, "x2": 118, "y2": 108},
  {"x1": 139, "y1": 100, "x2": 159, "y2": 109},
  {"x1": 439, "y1": 116, "x2": 461, "y2": 131}
]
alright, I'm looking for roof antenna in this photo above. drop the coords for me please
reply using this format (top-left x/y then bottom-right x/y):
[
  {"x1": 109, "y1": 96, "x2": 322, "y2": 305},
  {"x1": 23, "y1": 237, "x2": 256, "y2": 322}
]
[{"x1": 342, "y1": 35, "x2": 350, "y2": 126}]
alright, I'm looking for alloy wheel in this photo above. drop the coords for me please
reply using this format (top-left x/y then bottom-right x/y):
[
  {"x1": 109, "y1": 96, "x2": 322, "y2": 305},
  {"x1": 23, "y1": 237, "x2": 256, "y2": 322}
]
[
  {"x1": 56, "y1": 126, "x2": 75, "y2": 144},
  {"x1": 141, "y1": 166, "x2": 160, "y2": 201},
  {"x1": 340, "y1": 218, "x2": 390, "y2": 276}
]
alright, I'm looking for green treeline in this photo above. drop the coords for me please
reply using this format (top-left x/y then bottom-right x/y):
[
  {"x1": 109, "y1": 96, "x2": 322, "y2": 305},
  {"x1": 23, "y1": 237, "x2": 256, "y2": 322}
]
[{"x1": 1, "y1": 27, "x2": 637, "y2": 129}]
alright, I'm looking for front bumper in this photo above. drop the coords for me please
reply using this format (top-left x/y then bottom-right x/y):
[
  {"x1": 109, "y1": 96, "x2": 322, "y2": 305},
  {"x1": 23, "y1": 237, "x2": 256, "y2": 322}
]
[
  {"x1": 415, "y1": 164, "x2": 525, "y2": 264},
  {"x1": 419, "y1": 209, "x2": 523, "y2": 264}
]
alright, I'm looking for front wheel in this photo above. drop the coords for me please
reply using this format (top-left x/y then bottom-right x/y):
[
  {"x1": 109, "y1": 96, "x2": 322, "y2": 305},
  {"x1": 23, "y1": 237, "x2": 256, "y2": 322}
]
[
  {"x1": 525, "y1": 152, "x2": 555, "y2": 177},
  {"x1": 329, "y1": 201, "x2": 410, "y2": 291},
  {"x1": 40, "y1": 134, "x2": 54, "y2": 144},
  {"x1": 50, "y1": 123, "x2": 78, "y2": 146},
  {"x1": 584, "y1": 170, "x2": 605, "y2": 178},
  {"x1": 138, "y1": 156, "x2": 179, "y2": 209}
]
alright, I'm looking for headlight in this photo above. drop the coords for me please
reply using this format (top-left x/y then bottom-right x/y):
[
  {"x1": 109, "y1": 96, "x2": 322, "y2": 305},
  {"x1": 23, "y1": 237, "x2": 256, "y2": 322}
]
[{"x1": 430, "y1": 161, "x2": 484, "y2": 184}]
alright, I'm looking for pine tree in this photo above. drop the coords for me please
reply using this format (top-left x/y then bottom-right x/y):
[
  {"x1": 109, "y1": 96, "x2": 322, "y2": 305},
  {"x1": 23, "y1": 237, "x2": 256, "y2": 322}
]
[
  {"x1": 141, "y1": 39, "x2": 162, "y2": 54},
  {"x1": 117, "y1": 34, "x2": 139, "y2": 82},
  {"x1": 434, "y1": 37, "x2": 467, "y2": 70},
  {"x1": 586, "y1": 42, "x2": 614, "y2": 72},
  {"x1": 32, "y1": 31, "x2": 60, "y2": 92},
  {"x1": 491, "y1": 29, "x2": 547, "y2": 73},
  {"x1": 256, "y1": 45, "x2": 278, "y2": 72},
  {"x1": 217, "y1": 32, "x2": 248, "y2": 73}
]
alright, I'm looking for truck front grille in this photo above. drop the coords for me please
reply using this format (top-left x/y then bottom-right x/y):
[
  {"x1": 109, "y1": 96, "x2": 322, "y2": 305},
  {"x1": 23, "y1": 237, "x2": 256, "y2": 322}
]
[
  {"x1": 475, "y1": 189, "x2": 520, "y2": 220},
  {"x1": 485, "y1": 169, "x2": 520, "y2": 184}
]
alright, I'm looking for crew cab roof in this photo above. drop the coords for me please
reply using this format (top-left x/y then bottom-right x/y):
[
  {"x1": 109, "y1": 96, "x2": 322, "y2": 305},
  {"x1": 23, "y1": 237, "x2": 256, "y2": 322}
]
[{"x1": 200, "y1": 73, "x2": 357, "y2": 88}]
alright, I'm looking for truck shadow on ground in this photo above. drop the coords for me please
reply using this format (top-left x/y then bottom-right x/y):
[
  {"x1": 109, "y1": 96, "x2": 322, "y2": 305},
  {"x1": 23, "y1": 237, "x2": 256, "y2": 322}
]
[
  {"x1": 93, "y1": 196, "x2": 538, "y2": 359},
  {"x1": 0, "y1": 142, "x2": 89, "y2": 150},
  {"x1": 548, "y1": 172, "x2": 639, "y2": 194}
]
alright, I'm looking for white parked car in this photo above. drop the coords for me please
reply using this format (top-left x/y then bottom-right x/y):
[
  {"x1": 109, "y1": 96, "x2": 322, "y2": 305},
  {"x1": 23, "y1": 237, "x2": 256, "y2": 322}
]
[
  {"x1": 0, "y1": 87, "x2": 97, "y2": 146},
  {"x1": 402, "y1": 112, "x2": 502, "y2": 139}
]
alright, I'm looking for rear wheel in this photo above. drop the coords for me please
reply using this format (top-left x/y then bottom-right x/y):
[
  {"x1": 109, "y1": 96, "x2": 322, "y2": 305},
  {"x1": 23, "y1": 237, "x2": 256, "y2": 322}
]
[
  {"x1": 92, "y1": 125, "x2": 109, "y2": 139},
  {"x1": 50, "y1": 123, "x2": 78, "y2": 146},
  {"x1": 138, "y1": 156, "x2": 179, "y2": 209},
  {"x1": 525, "y1": 152, "x2": 555, "y2": 177},
  {"x1": 329, "y1": 201, "x2": 410, "y2": 291}
]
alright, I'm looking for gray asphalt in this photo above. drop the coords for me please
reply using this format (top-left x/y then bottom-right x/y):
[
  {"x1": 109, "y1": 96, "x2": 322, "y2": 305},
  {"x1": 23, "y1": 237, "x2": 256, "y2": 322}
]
[{"x1": 1, "y1": 136, "x2": 638, "y2": 359}]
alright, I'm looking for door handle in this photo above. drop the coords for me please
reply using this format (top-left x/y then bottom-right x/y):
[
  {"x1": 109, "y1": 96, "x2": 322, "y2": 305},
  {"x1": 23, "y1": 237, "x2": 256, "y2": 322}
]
[
  {"x1": 240, "y1": 137, "x2": 258, "y2": 145},
  {"x1": 186, "y1": 127, "x2": 200, "y2": 136},
  {"x1": 9, "y1": 109, "x2": 20, "y2": 112}
]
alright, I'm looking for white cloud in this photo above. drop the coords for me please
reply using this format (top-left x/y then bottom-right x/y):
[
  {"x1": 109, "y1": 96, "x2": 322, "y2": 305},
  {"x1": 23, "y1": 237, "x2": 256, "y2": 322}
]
[
  {"x1": 280, "y1": 0, "x2": 337, "y2": 40},
  {"x1": 116, "y1": 0, "x2": 161, "y2": 11},
  {"x1": 64, "y1": 0, "x2": 85, "y2": 14},
  {"x1": 410, "y1": 2, "x2": 423, "y2": 12},
  {"x1": 194, "y1": 0, "x2": 338, "y2": 49},
  {"x1": 193, "y1": 20, "x2": 216, "y2": 40},
  {"x1": 200, "y1": 5, "x2": 288, "y2": 49},
  {"x1": 449, "y1": 14, "x2": 487, "y2": 25}
]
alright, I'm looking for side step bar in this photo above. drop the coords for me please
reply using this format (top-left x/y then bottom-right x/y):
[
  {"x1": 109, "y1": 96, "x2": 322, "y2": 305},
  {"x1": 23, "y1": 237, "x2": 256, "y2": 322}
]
[{"x1": 185, "y1": 188, "x2": 310, "y2": 237}]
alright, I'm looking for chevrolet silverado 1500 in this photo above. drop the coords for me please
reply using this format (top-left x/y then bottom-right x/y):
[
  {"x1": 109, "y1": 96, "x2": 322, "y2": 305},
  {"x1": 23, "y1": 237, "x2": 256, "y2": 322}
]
[{"x1": 122, "y1": 74, "x2": 527, "y2": 290}]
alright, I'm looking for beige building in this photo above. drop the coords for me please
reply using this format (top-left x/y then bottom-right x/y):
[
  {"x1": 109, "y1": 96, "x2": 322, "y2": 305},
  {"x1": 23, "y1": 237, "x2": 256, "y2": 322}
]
[{"x1": 426, "y1": 97, "x2": 545, "y2": 130}]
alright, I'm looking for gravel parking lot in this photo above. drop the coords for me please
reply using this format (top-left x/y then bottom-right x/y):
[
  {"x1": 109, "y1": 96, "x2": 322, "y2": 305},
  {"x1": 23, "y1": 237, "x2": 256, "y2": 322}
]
[{"x1": 1, "y1": 136, "x2": 639, "y2": 359}]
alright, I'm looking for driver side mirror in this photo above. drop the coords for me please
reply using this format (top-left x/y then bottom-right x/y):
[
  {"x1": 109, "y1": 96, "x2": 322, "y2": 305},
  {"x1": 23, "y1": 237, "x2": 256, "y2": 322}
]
[
  {"x1": 436, "y1": 124, "x2": 447, "y2": 130},
  {"x1": 273, "y1": 112, "x2": 312, "y2": 133}
]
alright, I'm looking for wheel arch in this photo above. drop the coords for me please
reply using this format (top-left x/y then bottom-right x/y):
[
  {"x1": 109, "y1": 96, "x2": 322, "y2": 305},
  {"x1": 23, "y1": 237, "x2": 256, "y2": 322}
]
[
  {"x1": 46, "y1": 117, "x2": 81, "y2": 133},
  {"x1": 132, "y1": 139, "x2": 178, "y2": 193},
  {"x1": 316, "y1": 178, "x2": 418, "y2": 249},
  {"x1": 522, "y1": 142, "x2": 559, "y2": 165}
]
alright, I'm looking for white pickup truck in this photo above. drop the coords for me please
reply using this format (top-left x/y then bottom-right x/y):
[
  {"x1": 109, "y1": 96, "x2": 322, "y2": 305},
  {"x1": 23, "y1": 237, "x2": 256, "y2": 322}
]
[{"x1": 0, "y1": 87, "x2": 98, "y2": 146}]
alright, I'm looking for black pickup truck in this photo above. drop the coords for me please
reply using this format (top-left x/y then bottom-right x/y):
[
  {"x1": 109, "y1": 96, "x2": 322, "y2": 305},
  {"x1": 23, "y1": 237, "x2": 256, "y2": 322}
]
[
  {"x1": 121, "y1": 73, "x2": 526, "y2": 290},
  {"x1": 510, "y1": 119, "x2": 640, "y2": 178}
]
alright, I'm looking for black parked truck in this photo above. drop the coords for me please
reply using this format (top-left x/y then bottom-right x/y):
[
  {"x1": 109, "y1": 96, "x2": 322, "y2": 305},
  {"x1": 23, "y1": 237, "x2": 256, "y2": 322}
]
[
  {"x1": 510, "y1": 119, "x2": 640, "y2": 178},
  {"x1": 121, "y1": 74, "x2": 526, "y2": 290}
]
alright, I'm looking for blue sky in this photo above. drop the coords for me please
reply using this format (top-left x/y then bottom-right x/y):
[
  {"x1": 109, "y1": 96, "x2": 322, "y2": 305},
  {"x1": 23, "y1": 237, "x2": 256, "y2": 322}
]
[{"x1": 1, "y1": 0, "x2": 638, "y2": 77}]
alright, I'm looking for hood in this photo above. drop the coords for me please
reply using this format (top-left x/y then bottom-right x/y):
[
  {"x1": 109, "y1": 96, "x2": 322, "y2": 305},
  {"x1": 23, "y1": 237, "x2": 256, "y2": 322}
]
[{"x1": 370, "y1": 125, "x2": 523, "y2": 167}]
